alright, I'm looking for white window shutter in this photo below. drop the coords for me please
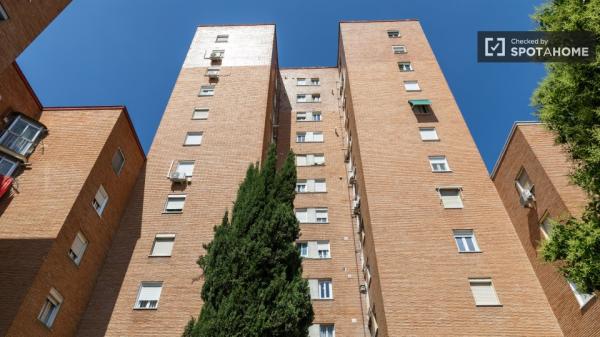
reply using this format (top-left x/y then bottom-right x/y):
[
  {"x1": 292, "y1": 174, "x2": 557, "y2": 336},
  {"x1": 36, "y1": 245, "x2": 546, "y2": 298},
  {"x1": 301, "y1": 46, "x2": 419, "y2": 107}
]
[
  {"x1": 308, "y1": 279, "x2": 319, "y2": 299},
  {"x1": 307, "y1": 208, "x2": 317, "y2": 223},
  {"x1": 306, "y1": 154, "x2": 315, "y2": 165},
  {"x1": 138, "y1": 283, "x2": 163, "y2": 302},
  {"x1": 295, "y1": 210, "x2": 308, "y2": 223},
  {"x1": 469, "y1": 279, "x2": 500, "y2": 306},
  {"x1": 307, "y1": 179, "x2": 316, "y2": 192},
  {"x1": 308, "y1": 325, "x2": 320, "y2": 337},
  {"x1": 296, "y1": 155, "x2": 307, "y2": 166},
  {"x1": 308, "y1": 241, "x2": 319, "y2": 259},
  {"x1": 315, "y1": 180, "x2": 326, "y2": 192}
]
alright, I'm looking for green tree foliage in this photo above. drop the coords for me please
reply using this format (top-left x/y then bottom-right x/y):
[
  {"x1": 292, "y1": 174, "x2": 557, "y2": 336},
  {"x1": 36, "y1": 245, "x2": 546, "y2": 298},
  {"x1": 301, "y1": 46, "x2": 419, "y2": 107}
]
[
  {"x1": 183, "y1": 145, "x2": 313, "y2": 337},
  {"x1": 532, "y1": 0, "x2": 600, "y2": 293}
]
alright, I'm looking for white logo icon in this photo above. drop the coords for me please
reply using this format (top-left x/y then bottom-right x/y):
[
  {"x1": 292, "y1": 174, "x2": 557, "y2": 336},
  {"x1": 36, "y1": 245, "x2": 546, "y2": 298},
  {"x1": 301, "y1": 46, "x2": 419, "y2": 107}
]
[{"x1": 484, "y1": 37, "x2": 505, "y2": 57}]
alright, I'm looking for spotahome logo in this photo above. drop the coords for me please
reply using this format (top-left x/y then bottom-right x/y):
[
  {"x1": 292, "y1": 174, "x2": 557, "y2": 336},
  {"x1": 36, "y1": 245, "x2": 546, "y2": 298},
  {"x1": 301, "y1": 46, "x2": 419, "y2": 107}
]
[{"x1": 478, "y1": 31, "x2": 596, "y2": 62}]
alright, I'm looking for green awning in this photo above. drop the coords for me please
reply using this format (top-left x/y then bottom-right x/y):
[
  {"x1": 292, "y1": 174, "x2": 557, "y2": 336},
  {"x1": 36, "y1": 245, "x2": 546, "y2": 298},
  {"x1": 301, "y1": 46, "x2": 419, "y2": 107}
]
[{"x1": 408, "y1": 99, "x2": 432, "y2": 106}]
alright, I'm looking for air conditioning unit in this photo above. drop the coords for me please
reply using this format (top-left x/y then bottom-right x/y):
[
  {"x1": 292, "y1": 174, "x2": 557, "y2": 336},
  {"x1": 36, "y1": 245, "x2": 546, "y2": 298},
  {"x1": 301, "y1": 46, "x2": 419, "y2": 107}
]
[
  {"x1": 210, "y1": 52, "x2": 223, "y2": 60},
  {"x1": 170, "y1": 171, "x2": 187, "y2": 183},
  {"x1": 359, "y1": 284, "x2": 367, "y2": 294},
  {"x1": 516, "y1": 182, "x2": 536, "y2": 208}
]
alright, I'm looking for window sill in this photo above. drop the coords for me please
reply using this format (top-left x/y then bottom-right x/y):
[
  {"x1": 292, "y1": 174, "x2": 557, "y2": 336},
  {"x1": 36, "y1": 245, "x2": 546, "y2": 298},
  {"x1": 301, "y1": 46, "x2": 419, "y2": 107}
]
[
  {"x1": 406, "y1": 89, "x2": 422, "y2": 92},
  {"x1": 312, "y1": 298, "x2": 334, "y2": 301},
  {"x1": 421, "y1": 139, "x2": 440, "y2": 142},
  {"x1": 296, "y1": 192, "x2": 328, "y2": 194},
  {"x1": 296, "y1": 141, "x2": 325, "y2": 144},
  {"x1": 475, "y1": 304, "x2": 503, "y2": 307},
  {"x1": 302, "y1": 257, "x2": 332, "y2": 260},
  {"x1": 133, "y1": 307, "x2": 159, "y2": 311},
  {"x1": 300, "y1": 222, "x2": 330, "y2": 225},
  {"x1": 148, "y1": 255, "x2": 172, "y2": 258},
  {"x1": 432, "y1": 170, "x2": 453, "y2": 173},
  {"x1": 296, "y1": 120, "x2": 322, "y2": 123},
  {"x1": 296, "y1": 102, "x2": 321, "y2": 104},
  {"x1": 162, "y1": 211, "x2": 183, "y2": 214},
  {"x1": 458, "y1": 251, "x2": 483, "y2": 254}
]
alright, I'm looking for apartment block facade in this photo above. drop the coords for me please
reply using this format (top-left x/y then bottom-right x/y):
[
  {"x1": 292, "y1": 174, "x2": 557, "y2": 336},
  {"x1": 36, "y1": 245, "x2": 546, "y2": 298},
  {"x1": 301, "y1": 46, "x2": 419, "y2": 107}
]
[{"x1": 492, "y1": 122, "x2": 599, "y2": 337}]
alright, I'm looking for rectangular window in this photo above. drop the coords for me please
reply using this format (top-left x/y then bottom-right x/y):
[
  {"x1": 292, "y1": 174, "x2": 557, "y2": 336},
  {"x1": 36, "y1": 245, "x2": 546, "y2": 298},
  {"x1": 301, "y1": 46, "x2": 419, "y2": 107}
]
[
  {"x1": 215, "y1": 34, "x2": 229, "y2": 42},
  {"x1": 93, "y1": 185, "x2": 109, "y2": 216},
  {"x1": 404, "y1": 80, "x2": 421, "y2": 91},
  {"x1": 298, "y1": 240, "x2": 330, "y2": 259},
  {"x1": 387, "y1": 30, "x2": 400, "y2": 38},
  {"x1": 192, "y1": 108, "x2": 209, "y2": 120},
  {"x1": 438, "y1": 188, "x2": 463, "y2": 209},
  {"x1": 0, "y1": 115, "x2": 44, "y2": 156},
  {"x1": 206, "y1": 67, "x2": 220, "y2": 77},
  {"x1": 297, "y1": 242, "x2": 309, "y2": 257},
  {"x1": 164, "y1": 194, "x2": 186, "y2": 213},
  {"x1": 540, "y1": 216, "x2": 553, "y2": 239},
  {"x1": 68, "y1": 232, "x2": 88, "y2": 265},
  {"x1": 209, "y1": 49, "x2": 225, "y2": 59},
  {"x1": 318, "y1": 280, "x2": 333, "y2": 299},
  {"x1": 393, "y1": 45, "x2": 407, "y2": 54},
  {"x1": 38, "y1": 288, "x2": 63, "y2": 328},
  {"x1": 398, "y1": 62, "x2": 413, "y2": 72},
  {"x1": 368, "y1": 312, "x2": 379, "y2": 337},
  {"x1": 469, "y1": 278, "x2": 501, "y2": 306},
  {"x1": 297, "y1": 78, "x2": 307, "y2": 85},
  {"x1": 151, "y1": 234, "x2": 175, "y2": 257},
  {"x1": 296, "y1": 180, "x2": 307, "y2": 193},
  {"x1": 515, "y1": 168, "x2": 535, "y2": 207},
  {"x1": 419, "y1": 127, "x2": 439, "y2": 141},
  {"x1": 568, "y1": 281, "x2": 595, "y2": 307},
  {"x1": 198, "y1": 85, "x2": 215, "y2": 96},
  {"x1": 320, "y1": 324, "x2": 335, "y2": 337},
  {"x1": 174, "y1": 160, "x2": 195, "y2": 177},
  {"x1": 317, "y1": 241, "x2": 330, "y2": 258},
  {"x1": 0, "y1": 3, "x2": 8, "y2": 20},
  {"x1": 0, "y1": 154, "x2": 18, "y2": 176},
  {"x1": 297, "y1": 94, "x2": 321, "y2": 103},
  {"x1": 453, "y1": 229, "x2": 480, "y2": 253},
  {"x1": 297, "y1": 78, "x2": 320, "y2": 86},
  {"x1": 135, "y1": 282, "x2": 163, "y2": 309},
  {"x1": 184, "y1": 132, "x2": 203, "y2": 146},
  {"x1": 295, "y1": 154, "x2": 325, "y2": 166},
  {"x1": 112, "y1": 148, "x2": 125, "y2": 175},
  {"x1": 296, "y1": 132, "x2": 323, "y2": 143},
  {"x1": 296, "y1": 111, "x2": 321, "y2": 122},
  {"x1": 429, "y1": 156, "x2": 450, "y2": 172},
  {"x1": 295, "y1": 208, "x2": 328, "y2": 223}
]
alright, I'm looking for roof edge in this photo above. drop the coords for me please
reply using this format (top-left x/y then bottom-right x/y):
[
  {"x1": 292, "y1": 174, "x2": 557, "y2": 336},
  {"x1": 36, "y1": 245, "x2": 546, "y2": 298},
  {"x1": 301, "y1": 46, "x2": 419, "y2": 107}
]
[
  {"x1": 490, "y1": 121, "x2": 542, "y2": 179},
  {"x1": 196, "y1": 23, "x2": 275, "y2": 27},
  {"x1": 339, "y1": 19, "x2": 420, "y2": 24},
  {"x1": 280, "y1": 66, "x2": 337, "y2": 70}
]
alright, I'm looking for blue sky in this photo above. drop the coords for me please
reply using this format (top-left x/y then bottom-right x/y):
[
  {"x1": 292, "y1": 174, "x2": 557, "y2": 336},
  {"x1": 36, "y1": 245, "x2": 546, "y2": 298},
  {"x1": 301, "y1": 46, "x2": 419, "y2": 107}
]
[{"x1": 18, "y1": 0, "x2": 546, "y2": 172}]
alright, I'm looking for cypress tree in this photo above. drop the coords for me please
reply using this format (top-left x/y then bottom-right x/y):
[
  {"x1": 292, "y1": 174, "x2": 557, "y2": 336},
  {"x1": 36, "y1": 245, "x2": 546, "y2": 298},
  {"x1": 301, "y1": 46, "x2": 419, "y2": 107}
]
[{"x1": 184, "y1": 145, "x2": 314, "y2": 337}]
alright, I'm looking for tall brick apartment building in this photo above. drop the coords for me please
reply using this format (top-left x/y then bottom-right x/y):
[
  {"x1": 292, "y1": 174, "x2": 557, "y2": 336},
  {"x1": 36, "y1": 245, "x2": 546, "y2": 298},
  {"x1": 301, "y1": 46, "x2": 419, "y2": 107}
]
[{"x1": 492, "y1": 122, "x2": 599, "y2": 337}]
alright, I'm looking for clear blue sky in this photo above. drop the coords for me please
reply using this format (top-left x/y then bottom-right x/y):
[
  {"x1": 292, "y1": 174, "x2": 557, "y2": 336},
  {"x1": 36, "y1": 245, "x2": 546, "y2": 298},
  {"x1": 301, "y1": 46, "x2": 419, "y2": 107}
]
[{"x1": 18, "y1": 0, "x2": 546, "y2": 172}]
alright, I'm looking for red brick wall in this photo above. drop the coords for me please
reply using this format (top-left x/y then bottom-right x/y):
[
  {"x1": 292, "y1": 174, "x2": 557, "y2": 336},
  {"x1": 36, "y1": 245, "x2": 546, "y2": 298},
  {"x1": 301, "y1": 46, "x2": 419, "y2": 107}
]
[
  {"x1": 493, "y1": 123, "x2": 599, "y2": 337},
  {"x1": 0, "y1": 63, "x2": 41, "y2": 123}
]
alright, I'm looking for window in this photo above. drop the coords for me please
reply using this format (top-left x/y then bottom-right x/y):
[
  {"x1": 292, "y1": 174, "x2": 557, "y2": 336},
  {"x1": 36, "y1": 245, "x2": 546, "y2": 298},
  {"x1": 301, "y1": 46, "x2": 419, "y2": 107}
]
[
  {"x1": 419, "y1": 127, "x2": 439, "y2": 141},
  {"x1": 164, "y1": 194, "x2": 186, "y2": 213},
  {"x1": 297, "y1": 78, "x2": 320, "y2": 86},
  {"x1": 0, "y1": 115, "x2": 44, "y2": 156},
  {"x1": 0, "y1": 3, "x2": 8, "y2": 20},
  {"x1": 93, "y1": 185, "x2": 109, "y2": 216},
  {"x1": 215, "y1": 34, "x2": 229, "y2": 42},
  {"x1": 206, "y1": 67, "x2": 220, "y2": 77},
  {"x1": 469, "y1": 278, "x2": 501, "y2": 306},
  {"x1": 296, "y1": 132, "x2": 323, "y2": 143},
  {"x1": 209, "y1": 49, "x2": 225, "y2": 59},
  {"x1": 540, "y1": 216, "x2": 553, "y2": 239},
  {"x1": 68, "y1": 232, "x2": 88, "y2": 265},
  {"x1": 112, "y1": 149, "x2": 125, "y2": 175},
  {"x1": 0, "y1": 154, "x2": 18, "y2": 176},
  {"x1": 438, "y1": 188, "x2": 463, "y2": 209},
  {"x1": 192, "y1": 108, "x2": 209, "y2": 120},
  {"x1": 38, "y1": 288, "x2": 63, "y2": 328},
  {"x1": 368, "y1": 312, "x2": 379, "y2": 337},
  {"x1": 320, "y1": 324, "x2": 335, "y2": 337},
  {"x1": 387, "y1": 30, "x2": 400, "y2": 38},
  {"x1": 174, "y1": 160, "x2": 195, "y2": 177},
  {"x1": 297, "y1": 94, "x2": 321, "y2": 103},
  {"x1": 297, "y1": 242, "x2": 309, "y2": 257},
  {"x1": 296, "y1": 180, "x2": 307, "y2": 193},
  {"x1": 295, "y1": 153, "x2": 325, "y2": 166},
  {"x1": 198, "y1": 85, "x2": 215, "y2": 96},
  {"x1": 134, "y1": 282, "x2": 163, "y2": 309},
  {"x1": 453, "y1": 230, "x2": 480, "y2": 252},
  {"x1": 393, "y1": 45, "x2": 407, "y2": 54},
  {"x1": 364, "y1": 263, "x2": 372, "y2": 285},
  {"x1": 295, "y1": 208, "x2": 328, "y2": 223},
  {"x1": 151, "y1": 234, "x2": 175, "y2": 257},
  {"x1": 317, "y1": 241, "x2": 330, "y2": 258},
  {"x1": 184, "y1": 132, "x2": 203, "y2": 146},
  {"x1": 515, "y1": 168, "x2": 535, "y2": 207},
  {"x1": 318, "y1": 280, "x2": 333, "y2": 299},
  {"x1": 398, "y1": 62, "x2": 413, "y2": 72},
  {"x1": 429, "y1": 156, "x2": 450, "y2": 172},
  {"x1": 404, "y1": 80, "x2": 421, "y2": 92},
  {"x1": 296, "y1": 111, "x2": 321, "y2": 122},
  {"x1": 409, "y1": 99, "x2": 433, "y2": 114},
  {"x1": 568, "y1": 281, "x2": 595, "y2": 307}
]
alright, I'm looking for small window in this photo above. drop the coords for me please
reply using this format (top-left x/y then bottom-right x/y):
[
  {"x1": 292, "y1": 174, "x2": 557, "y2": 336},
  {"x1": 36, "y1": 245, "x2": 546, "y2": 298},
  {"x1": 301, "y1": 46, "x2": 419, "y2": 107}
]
[
  {"x1": 296, "y1": 111, "x2": 321, "y2": 122},
  {"x1": 393, "y1": 45, "x2": 407, "y2": 54},
  {"x1": 192, "y1": 108, "x2": 209, "y2": 120},
  {"x1": 297, "y1": 242, "x2": 309, "y2": 257},
  {"x1": 174, "y1": 160, "x2": 195, "y2": 177},
  {"x1": 419, "y1": 127, "x2": 439, "y2": 141},
  {"x1": 209, "y1": 49, "x2": 225, "y2": 59},
  {"x1": 316, "y1": 209, "x2": 328, "y2": 223},
  {"x1": 387, "y1": 30, "x2": 400, "y2": 38},
  {"x1": 515, "y1": 168, "x2": 535, "y2": 206},
  {"x1": 297, "y1": 94, "x2": 321, "y2": 103},
  {"x1": 438, "y1": 188, "x2": 463, "y2": 209},
  {"x1": 184, "y1": 132, "x2": 203, "y2": 146},
  {"x1": 320, "y1": 324, "x2": 335, "y2": 337},
  {"x1": 297, "y1": 78, "x2": 307, "y2": 86},
  {"x1": 215, "y1": 34, "x2": 229, "y2": 43},
  {"x1": 318, "y1": 280, "x2": 333, "y2": 299},
  {"x1": 0, "y1": 115, "x2": 44, "y2": 156},
  {"x1": 364, "y1": 263, "x2": 372, "y2": 285},
  {"x1": 38, "y1": 288, "x2": 63, "y2": 328},
  {"x1": 317, "y1": 241, "x2": 330, "y2": 258},
  {"x1": 404, "y1": 80, "x2": 421, "y2": 92},
  {"x1": 295, "y1": 154, "x2": 325, "y2": 166},
  {"x1": 453, "y1": 229, "x2": 480, "y2": 252},
  {"x1": 469, "y1": 278, "x2": 501, "y2": 306},
  {"x1": 540, "y1": 216, "x2": 553, "y2": 239},
  {"x1": 199, "y1": 85, "x2": 215, "y2": 96},
  {"x1": 93, "y1": 185, "x2": 109, "y2": 216},
  {"x1": 398, "y1": 62, "x2": 413, "y2": 72},
  {"x1": 68, "y1": 232, "x2": 88, "y2": 265},
  {"x1": 164, "y1": 194, "x2": 186, "y2": 213},
  {"x1": 0, "y1": 154, "x2": 18, "y2": 176},
  {"x1": 0, "y1": 3, "x2": 8, "y2": 20},
  {"x1": 368, "y1": 311, "x2": 379, "y2": 337},
  {"x1": 409, "y1": 100, "x2": 433, "y2": 114},
  {"x1": 296, "y1": 180, "x2": 307, "y2": 193},
  {"x1": 206, "y1": 67, "x2": 220, "y2": 77},
  {"x1": 151, "y1": 234, "x2": 175, "y2": 257},
  {"x1": 296, "y1": 132, "x2": 323, "y2": 143},
  {"x1": 568, "y1": 281, "x2": 595, "y2": 308},
  {"x1": 429, "y1": 156, "x2": 450, "y2": 172},
  {"x1": 134, "y1": 282, "x2": 163, "y2": 309},
  {"x1": 295, "y1": 208, "x2": 328, "y2": 223},
  {"x1": 296, "y1": 179, "x2": 327, "y2": 193},
  {"x1": 112, "y1": 148, "x2": 125, "y2": 175}
]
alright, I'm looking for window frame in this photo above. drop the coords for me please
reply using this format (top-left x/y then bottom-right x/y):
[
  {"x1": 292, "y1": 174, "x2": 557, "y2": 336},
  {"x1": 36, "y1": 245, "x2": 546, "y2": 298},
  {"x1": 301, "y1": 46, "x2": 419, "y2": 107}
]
[
  {"x1": 92, "y1": 185, "x2": 109, "y2": 216},
  {"x1": 164, "y1": 194, "x2": 186, "y2": 214},
  {"x1": 318, "y1": 279, "x2": 333, "y2": 299},
  {"x1": 0, "y1": 114, "x2": 44, "y2": 157},
  {"x1": 387, "y1": 30, "x2": 400, "y2": 38},
  {"x1": 568, "y1": 280, "x2": 595, "y2": 308},
  {"x1": 453, "y1": 229, "x2": 480, "y2": 253},
  {"x1": 469, "y1": 278, "x2": 501, "y2": 307},
  {"x1": 173, "y1": 160, "x2": 195, "y2": 178},
  {"x1": 438, "y1": 187, "x2": 464, "y2": 209},
  {"x1": 297, "y1": 242, "x2": 309, "y2": 257},
  {"x1": 38, "y1": 288, "x2": 63, "y2": 328},
  {"x1": 419, "y1": 127, "x2": 439, "y2": 141},
  {"x1": 403, "y1": 80, "x2": 421, "y2": 92},
  {"x1": 0, "y1": 154, "x2": 18, "y2": 176},
  {"x1": 429, "y1": 156, "x2": 451, "y2": 172},
  {"x1": 0, "y1": 3, "x2": 8, "y2": 20},
  {"x1": 192, "y1": 108, "x2": 209, "y2": 120},
  {"x1": 398, "y1": 62, "x2": 413, "y2": 72},
  {"x1": 392, "y1": 45, "x2": 407, "y2": 54},
  {"x1": 319, "y1": 324, "x2": 335, "y2": 337},
  {"x1": 134, "y1": 282, "x2": 163, "y2": 310},
  {"x1": 198, "y1": 85, "x2": 215, "y2": 97},
  {"x1": 215, "y1": 34, "x2": 229, "y2": 43},
  {"x1": 150, "y1": 234, "x2": 176, "y2": 257},
  {"x1": 112, "y1": 148, "x2": 126, "y2": 176},
  {"x1": 68, "y1": 231, "x2": 88, "y2": 266},
  {"x1": 184, "y1": 132, "x2": 203, "y2": 146}
]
